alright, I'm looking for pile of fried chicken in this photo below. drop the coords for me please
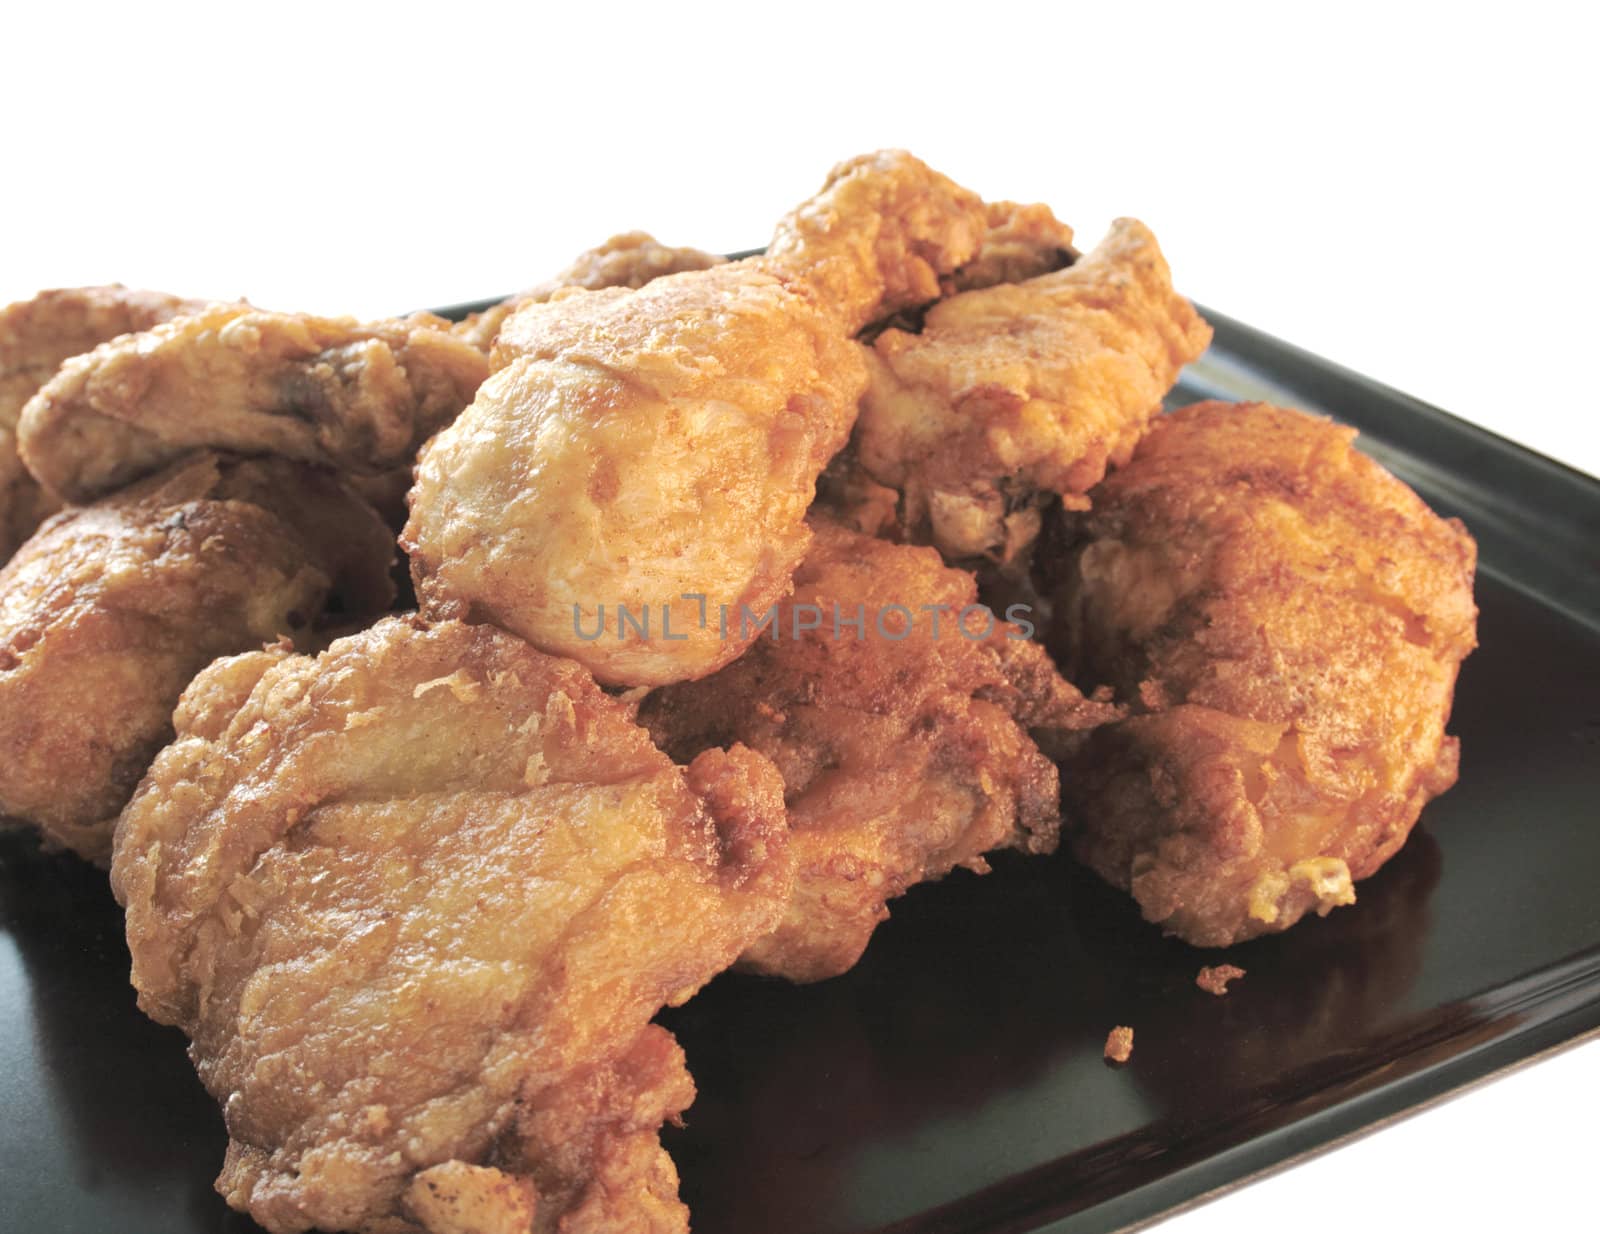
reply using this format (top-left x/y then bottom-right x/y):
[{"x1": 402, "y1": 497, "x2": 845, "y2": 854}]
[{"x1": 0, "y1": 151, "x2": 1477, "y2": 1234}]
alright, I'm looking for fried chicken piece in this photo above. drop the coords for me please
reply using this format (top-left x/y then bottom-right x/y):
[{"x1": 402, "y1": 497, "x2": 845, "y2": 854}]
[
  {"x1": 640, "y1": 518, "x2": 1118, "y2": 982},
  {"x1": 760, "y1": 151, "x2": 987, "y2": 337},
  {"x1": 831, "y1": 201, "x2": 1073, "y2": 553},
  {"x1": 813, "y1": 448, "x2": 904, "y2": 539},
  {"x1": 452, "y1": 232, "x2": 727, "y2": 353},
  {"x1": 856, "y1": 219, "x2": 1213, "y2": 564},
  {"x1": 409, "y1": 264, "x2": 866, "y2": 690},
  {"x1": 1045, "y1": 401, "x2": 1478, "y2": 946},
  {"x1": 947, "y1": 200, "x2": 1077, "y2": 293},
  {"x1": 0, "y1": 428, "x2": 58, "y2": 566},
  {"x1": 0, "y1": 453, "x2": 393, "y2": 862},
  {"x1": 110, "y1": 616, "x2": 791, "y2": 1234},
  {"x1": 406, "y1": 151, "x2": 989, "y2": 687},
  {"x1": 533, "y1": 231, "x2": 727, "y2": 300},
  {"x1": 1, "y1": 286, "x2": 206, "y2": 559},
  {"x1": 345, "y1": 464, "x2": 421, "y2": 535},
  {"x1": 0, "y1": 285, "x2": 206, "y2": 427},
  {"x1": 18, "y1": 304, "x2": 489, "y2": 503}
]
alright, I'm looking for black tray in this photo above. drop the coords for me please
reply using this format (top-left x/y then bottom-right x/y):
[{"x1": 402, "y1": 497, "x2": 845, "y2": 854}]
[{"x1": 3, "y1": 302, "x2": 1598, "y2": 1234}]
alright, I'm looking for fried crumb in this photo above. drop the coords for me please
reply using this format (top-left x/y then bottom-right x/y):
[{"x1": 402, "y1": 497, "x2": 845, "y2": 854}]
[
  {"x1": 1196, "y1": 963, "x2": 1246, "y2": 996},
  {"x1": 1104, "y1": 1025, "x2": 1134, "y2": 1064}
]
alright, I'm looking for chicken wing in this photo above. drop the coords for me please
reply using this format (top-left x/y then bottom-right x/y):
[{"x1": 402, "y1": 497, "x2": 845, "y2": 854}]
[
  {"x1": 405, "y1": 150, "x2": 990, "y2": 687},
  {"x1": 451, "y1": 232, "x2": 727, "y2": 353},
  {"x1": 110, "y1": 615, "x2": 791, "y2": 1234},
  {"x1": 1044, "y1": 401, "x2": 1477, "y2": 946},
  {"x1": 640, "y1": 518, "x2": 1119, "y2": 982},
  {"x1": 18, "y1": 304, "x2": 489, "y2": 503},
  {"x1": 1, "y1": 285, "x2": 205, "y2": 559},
  {"x1": 856, "y1": 218, "x2": 1212, "y2": 564},
  {"x1": 0, "y1": 453, "x2": 393, "y2": 861}
]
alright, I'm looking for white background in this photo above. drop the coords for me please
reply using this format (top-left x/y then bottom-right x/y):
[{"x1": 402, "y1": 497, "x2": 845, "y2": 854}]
[{"x1": 3, "y1": 3, "x2": 1595, "y2": 1230}]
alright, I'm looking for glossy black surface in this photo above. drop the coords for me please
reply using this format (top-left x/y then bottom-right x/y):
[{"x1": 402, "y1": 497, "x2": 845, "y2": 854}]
[{"x1": 2, "y1": 307, "x2": 1597, "y2": 1234}]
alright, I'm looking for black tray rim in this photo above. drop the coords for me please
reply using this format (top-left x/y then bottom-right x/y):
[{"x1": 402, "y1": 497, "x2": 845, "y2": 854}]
[{"x1": 1196, "y1": 306, "x2": 1600, "y2": 492}]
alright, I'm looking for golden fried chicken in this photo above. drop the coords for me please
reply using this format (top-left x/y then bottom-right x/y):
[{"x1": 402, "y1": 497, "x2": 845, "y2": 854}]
[
  {"x1": 1, "y1": 285, "x2": 205, "y2": 559},
  {"x1": 0, "y1": 428, "x2": 58, "y2": 566},
  {"x1": 18, "y1": 304, "x2": 489, "y2": 503},
  {"x1": 640, "y1": 518, "x2": 1118, "y2": 982},
  {"x1": 760, "y1": 151, "x2": 988, "y2": 337},
  {"x1": 1045, "y1": 401, "x2": 1478, "y2": 946},
  {"x1": 405, "y1": 151, "x2": 989, "y2": 688},
  {"x1": 827, "y1": 200, "x2": 1072, "y2": 550},
  {"x1": 0, "y1": 453, "x2": 393, "y2": 862},
  {"x1": 452, "y1": 232, "x2": 727, "y2": 353},
  {"x1": 947, "y1": 200, "x2": 1077, "y2": 293},
  {"x1": 856, "y1": 218, "x2": 1212, "y2": 564},
  {"x1": 813, "y1": 448, "x2": 904, "y2": 539},
  {"x1": 533, "y1": 231, "x2": 727, "y2": 299},
  {"x1": 0, "y1": 285, "x2": 206, "y2": 427},
  {"x1": 110, "y1": 616, "x2": 792, "y2": 1234}
]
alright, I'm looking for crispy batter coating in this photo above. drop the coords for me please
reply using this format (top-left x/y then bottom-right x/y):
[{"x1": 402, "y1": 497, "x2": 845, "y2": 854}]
[
  {"x1": 452, "y1": 232, "x2": 727, "y2": 354},
  {"x1": 947, "y1": 200, "x2": 1077, "y2": 293},
  {"x1": 641, "y1": 519, "x2": 1117, "y2": 982},
  {"x1": 764, "y1": 150, "x2": 987, "y2": 336},
  {"x1": 1, "y1": 286, "x2": 205, "y2": 559},
  {"x1": 0, "y1": 285, "x2": 206, "y2": 427},
  {"x1": 406, "y1": 151, "x2": 989, "y2": 687},
  {"x1": 0, "y1": 427, "x2": 58, "y2": 566},
  {"x1": 389, "y1": 223, "x2": 745, "y2": 528},
  {"x1": 0, "y1": 453, "x2": 393, "y2": 862},
  {"x1": 110, "y1": 616, "x2": 791, "y2": 1234},
  {"x1": 403, "y1": 1161, "x2": 538, "y2": 1234},
  {"x1": 409, "y1": 265, "x2": 865, "y2": 689},
  {"x1": 1047, "y1": 402, "x2": 1478, "y2": 946},
  {"x1": 857, "y1": 219, "x2": 1212, "y2": 563},
  {"x1": 531, "y1": 231, "x2": 727, "y2": 301},
  {"x1": 814, "y1": 448, "x2": 904, "y2": 539},
  {"x1": 18, "y1": 304, "x2": 489, "y2": 503}
]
